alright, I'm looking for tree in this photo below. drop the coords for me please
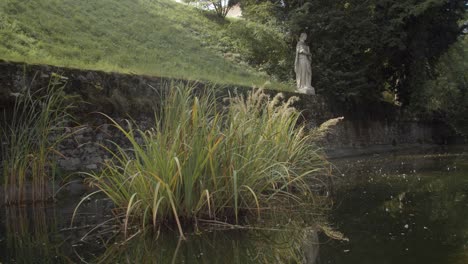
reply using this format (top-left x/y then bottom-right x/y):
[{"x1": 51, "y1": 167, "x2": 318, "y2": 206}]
[
  {"x1": 212, "y1": 0, "x2": 239, "y2": 17},
  {"x1": 186, "y1": 0, "x2": 240, "y2": 17},
  {"x1": 418, "y1": 35, "x2": 468, "y2": 136},
  {"x1": 240, "y1": 0, "x2": 466, "y2": 106}
]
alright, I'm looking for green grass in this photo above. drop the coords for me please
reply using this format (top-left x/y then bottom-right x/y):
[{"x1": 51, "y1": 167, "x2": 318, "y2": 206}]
[
  {"x1": 0, "y1": 0, "x2": 291, "y2": 89},
  {"x1": 80, "y1": 83, "x2": 326, "y2": 237}
]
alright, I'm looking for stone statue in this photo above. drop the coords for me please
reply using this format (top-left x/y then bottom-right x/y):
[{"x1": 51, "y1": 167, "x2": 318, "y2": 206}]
[{"x1": 295, "y1": 33, "x2": 315, "y2": 95}]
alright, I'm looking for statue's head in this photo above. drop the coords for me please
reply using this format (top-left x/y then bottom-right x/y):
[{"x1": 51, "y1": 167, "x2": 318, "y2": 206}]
[{"x1": 300, "y1": 33, "x2": 307, "y2": 41}]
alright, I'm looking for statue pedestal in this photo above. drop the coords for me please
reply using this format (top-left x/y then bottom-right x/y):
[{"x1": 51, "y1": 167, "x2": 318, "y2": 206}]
[{"x1": 297, "y1": 86, "x2": 316, "y2": 95}]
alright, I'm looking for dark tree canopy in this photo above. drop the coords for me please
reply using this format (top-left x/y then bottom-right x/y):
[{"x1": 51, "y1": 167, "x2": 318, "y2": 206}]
[{"x1": 241, "y1": 0, "x2": 466, "y2": 106}]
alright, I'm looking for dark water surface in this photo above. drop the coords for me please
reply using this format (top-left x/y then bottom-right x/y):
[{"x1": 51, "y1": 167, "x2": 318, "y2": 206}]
[
  {"x1": 1, "y1": 146, "x2": 467, "y2": 263},
  {"x1": 323, "y1": 146, "x2": 468, "y2": 264}
]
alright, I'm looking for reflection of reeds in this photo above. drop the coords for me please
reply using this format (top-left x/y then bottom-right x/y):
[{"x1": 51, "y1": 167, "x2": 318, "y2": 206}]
[
  {"x1": 4, "y1": 205, "x2": 70, "y2": 263},
  {"x1": 83, "y1": 83, "x2": 328, "y2": 237},
  {"x1": 95, "y1": 225, "x2": 319, "y2": 264},
  {"x1": 5, "y1": 206, "x2": 48, "y2": 262},
  {"x1": 1, "y1": 76, "x2": 72, "y2": 204}
]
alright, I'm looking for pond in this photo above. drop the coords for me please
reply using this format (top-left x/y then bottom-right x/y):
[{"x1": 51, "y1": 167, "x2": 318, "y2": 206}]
[
  {"x1": 1, "y1": 146, "x2": 467, "y2": 263},
  {"x1": 323, "y1": 146, "x2": 468, "y2": 264}
]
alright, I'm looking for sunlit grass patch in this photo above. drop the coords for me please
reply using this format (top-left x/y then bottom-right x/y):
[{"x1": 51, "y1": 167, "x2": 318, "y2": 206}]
[{"x1": 0, "y1": 0, "x2": 292, "y2": 90}]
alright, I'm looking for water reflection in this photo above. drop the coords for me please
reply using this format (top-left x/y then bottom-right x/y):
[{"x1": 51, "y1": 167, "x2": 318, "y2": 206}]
[
  {"x1": 0, "y1": 200, "x2": 321, "y2": 263},
  {"x1": 324, "y1": 148, "x2": 468, "y2": 264},
  {"x1": 96, "y1": 226, "x2": 320, "y2": 264},
  {"x1": 0, "y1": 197, "x2": 115, "y2": 263},
  {"x1": 0, "y1": 205, "x2": 71, "y2": 263},
  {"x1": 303, "y1": 228, "x2": 320, "y2": 263}
]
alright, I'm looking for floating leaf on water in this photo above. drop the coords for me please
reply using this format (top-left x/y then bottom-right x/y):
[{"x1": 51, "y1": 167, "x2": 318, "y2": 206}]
[{"x1": 319, "y1": 225, "x2": 349, "y2": 242}]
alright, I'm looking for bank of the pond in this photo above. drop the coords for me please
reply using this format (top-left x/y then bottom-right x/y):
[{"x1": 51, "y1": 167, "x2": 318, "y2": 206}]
[{"x1": 1, "y1": 60, "x2": 461, "y2": 173}]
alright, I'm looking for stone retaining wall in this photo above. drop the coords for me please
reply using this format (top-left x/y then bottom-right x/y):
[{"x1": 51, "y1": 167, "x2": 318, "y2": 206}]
[{"x1": 0, "y1": 60, "x2": 457, "y2": 171}]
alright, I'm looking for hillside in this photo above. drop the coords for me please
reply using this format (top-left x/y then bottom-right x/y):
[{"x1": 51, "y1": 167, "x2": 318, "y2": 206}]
[{"x1": 0, "y1": 0, "x2": 286, "y2": 88}]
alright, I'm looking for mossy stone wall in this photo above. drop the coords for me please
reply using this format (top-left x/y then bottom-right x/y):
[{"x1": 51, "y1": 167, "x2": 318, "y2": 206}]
[{"x1": 0, "y1": 60, "x2": 457, "y2": 170}]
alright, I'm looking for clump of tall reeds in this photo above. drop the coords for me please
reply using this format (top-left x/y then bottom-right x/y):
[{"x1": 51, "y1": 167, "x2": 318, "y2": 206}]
[
  {"x1": 1, "y1": 77, "x2": 72, "y2": 204},
  {"x1": 84, "y1": 84, "x2": 328, "y2": 237}
]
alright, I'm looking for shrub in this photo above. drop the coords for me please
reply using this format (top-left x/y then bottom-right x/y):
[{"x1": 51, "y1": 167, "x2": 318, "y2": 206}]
[
  {"x1": 225, "y1": 20, "x2": 292, "y2": 82},
  {"x1": 84, "y1": 83, "x2": 327, "y2": 237}
]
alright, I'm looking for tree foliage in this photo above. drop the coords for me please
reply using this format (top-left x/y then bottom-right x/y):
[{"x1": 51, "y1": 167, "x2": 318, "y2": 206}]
[
  {"x1": 418, "y1": 36, "x2": 468, "y2": 135},
  {"x1": 211, "y1": 0, "x2": 239, "y2": 17},
  {"x1": 240, "y1": 0, "x2": 466, "y2": 106},
  {"x1": 225, "y1": 19, "x2": 292, "y2": 81},
  {"x1": 187, "y1": 0, "x2": 240, "y2": 17}
]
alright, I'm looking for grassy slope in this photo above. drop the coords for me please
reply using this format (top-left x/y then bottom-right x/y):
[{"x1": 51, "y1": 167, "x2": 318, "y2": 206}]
[{"x1": 0, "y1": 0, "x2": 285, "y2": 88}]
